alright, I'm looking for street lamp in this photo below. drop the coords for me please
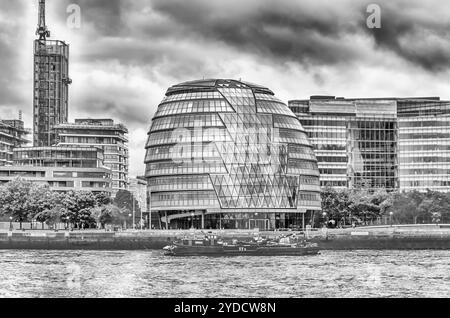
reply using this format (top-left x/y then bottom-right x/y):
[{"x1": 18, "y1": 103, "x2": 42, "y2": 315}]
[
  {"x1": 128, "y1": 213, "x2": 132, "y2": 230},
  {"x1": 389, "y1": 211, "x2": 394, "y2": 227},
  {"x1": 9, "y1": 216, "x2": 13, "y2": 232},
  {"x1": 322, "y1": 212, "x2": 327, "y2": 228}
]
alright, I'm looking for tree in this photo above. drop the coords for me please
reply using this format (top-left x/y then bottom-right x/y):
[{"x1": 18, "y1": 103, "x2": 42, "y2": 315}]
[
  {"x1": 60, "y1": 191, "x2": 97, "y2": 228},
  {"x1": 0, "y1": 178, "x2": 33, "y2": 226},
  {"x1": 94, "y1": 192, "x2": 113, "y2": 206},
  {"x1": 114, "y1": 190, "x2": 141, "y2": 215},
  {"x1": 0, "y1": 178, "x2": 56, "y2": 229},
  {"x1": 321, "y1": 187, "x2": 351, "y2": 226},
  {"x1": 91, "y1": 204, "x2": 126, "y2": 229},
  {"x1": 27, "y1": 185, "x2": 60, "y2": 227},
  {"x1": 35, "y1": 206, "x2": 64, "y2": 229}
]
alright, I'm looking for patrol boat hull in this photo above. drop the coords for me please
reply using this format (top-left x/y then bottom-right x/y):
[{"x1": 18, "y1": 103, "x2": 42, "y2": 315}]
[{"x1": 163, "y1": 243, "x2": 320, "y2": 257}]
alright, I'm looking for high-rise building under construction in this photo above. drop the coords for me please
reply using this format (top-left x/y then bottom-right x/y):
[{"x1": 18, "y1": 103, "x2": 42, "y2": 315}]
[{"x1": 33, "y1": 0, "x2": 71, "y2": 146}]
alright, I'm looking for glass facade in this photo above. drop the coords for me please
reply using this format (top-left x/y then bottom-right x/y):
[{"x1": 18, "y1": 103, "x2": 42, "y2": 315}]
[
  {"x1": 290, "y1": 96, "x2": 450, "y2": 192},
  {"x1": 13, "y1": 146, "x2": 103, "y2": 168},
  {"x1": 145, "y1": 79, "x2": 321, "y2": 230},
  {"x1": 0, "y1": 120, "x2": 30, "y2": 166},
  {"x1": 398, "y1": 100, "x2": 450, "y2": 192},
  {"x1": 0, "y1": 146, "x2": 112, "y2": 193},
  {"x1": 53, "y1": 119, "x2": 129, "y2": 193},
  {"x1": 33, "y1": 39, "x2": 70, "y2": 147}
]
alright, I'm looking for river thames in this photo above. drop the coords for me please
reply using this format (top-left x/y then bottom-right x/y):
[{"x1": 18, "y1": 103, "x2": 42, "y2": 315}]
[{"x1": 0, "y1": 250, "x2": 449, "y2": 298}]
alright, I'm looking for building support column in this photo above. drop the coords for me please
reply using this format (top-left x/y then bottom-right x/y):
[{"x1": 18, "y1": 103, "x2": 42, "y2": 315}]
[
  {"x1": 164, "y1": 211, "x2": 168, "y2": 230},
  {"x1": 201, "y1": 211, "x2": 205, "y2": 229},
  {"x1": 302, "y1": 212, "x2": 305, "y2": 231}
]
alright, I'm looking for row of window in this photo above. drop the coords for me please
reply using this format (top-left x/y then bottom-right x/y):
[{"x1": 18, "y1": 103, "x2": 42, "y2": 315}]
[
  {"x1": 399, "y1": 121, "x2": 450, "y2": 128},
  {"x1": 316, "y1": 156, "x2": 348, "y2": 163},
  {"x1": 400, "y1": 180, "x2": 450, "y2": 187},
  {"x1": 399, "y1": 133, "x2": 450, "y2": 139},
  {"x1": 313, "y1": 144, "x2": 346, "y2": 151},
  {"x1": 399, "y1": 145, "x2": 450, "y2": 151},
  {"x1": 254, "y1": 93, "x2": 283, "y2": 103},
  {"x1": 14, "y1": 150, "x2": 100, "y2": 160},
  {"x1": 0, "y1": 171, "x2": 46, "y2": 177},
  {"x1": 155, "y1": 100, "x2": 233, "y2": 117},
  {"x1": 399, "y1": 157, "x2": 450, "y2": 163},
  {"x1": 151, "y1": 191, "x2": 219, "y2": 207},
  {"x1": 288, "y1": 144, "x2": 315, "y2": 155},
  {"x1": 146, "y1": 129, "x2": 232, "y2": 147},
  {"x1": 150, "y1": 114, "x2": 224, "y2": 132},
  {"x1": 53, "y1": 171, "x2": 110, "y2": 179},
  {"x1": 273, "y1": 115, "x2": 303, "y2": 130},
  {"x1": 301, "y1": 119, "x2": 347, "y2": 127},
  {"x1": 308, "y1": 131, "x2": 347, "y2": 139},
  {"x1": 320, "y1": 168, "x2": 347, "y2": 175},
  {"x1": 321, "y1": 180, "x2": 348, "y2": 187},
  {"x1": 161, "y1": 91, "x2": 223, "y2": 103},
  {"x1": 218, "y1": 88, "x2": 254, "y2": 98},
  {"x1": 400, "y1": 169, "x2": 450, "y2": 175},
  {"x1": 300, "y1": 176, "x2": 321, "y2": 186},
  {"x1": 55, "y1": 129, "x2": 124, "y2": 137},
  {"x1": 145, "y1": 144, "x2": 220, "y2": 162},
  {"x1": 256, "y1": 101, "x2": 293, "y2": 116},
  {"x1": 146, "y1": 161, "x2": 227, "y2": 176},
  {"x1": 276, "y1": 129, "x2": 309, "y2": 144},
  {"x1": 288, "y1": 159, "x2": 319, "y2": 171},
  {"x1": 59, "y1": 136, "x2": 121, "y2": 145},
  {"x1": 149, "y1": 175, "x2": 213, "y2": 191},
  {"x1": 299, "y1": 191, "x2": 320, "y2": 202}
]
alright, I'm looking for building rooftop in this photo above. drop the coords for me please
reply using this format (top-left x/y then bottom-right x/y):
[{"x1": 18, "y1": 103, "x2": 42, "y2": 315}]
[
  {"x1": 14, "y1": 146, "x2": 103, "y2": 152},
  {"x1": 166, "y1": 79, "x2": 275, "y2": 96},
  {"x1": 290, "y1": 96, "x2": 444, "y2": 103},
  {"x1": 54, "y1": 120, "x2": 128, "y2": 133}
]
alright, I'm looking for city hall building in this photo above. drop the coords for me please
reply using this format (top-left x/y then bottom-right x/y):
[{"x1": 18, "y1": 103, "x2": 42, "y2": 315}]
[
  {"x1": 289, "y1": 96, "x2": 450, "y2": 192},
  {"x1": 145, "y1": 79, "x2": 321, "y2": 230}
]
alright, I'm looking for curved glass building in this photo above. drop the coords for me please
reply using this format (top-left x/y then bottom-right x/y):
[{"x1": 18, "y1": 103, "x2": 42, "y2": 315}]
[{"x1": 145, "y1": 79, "x2": 321, "y2": 230}]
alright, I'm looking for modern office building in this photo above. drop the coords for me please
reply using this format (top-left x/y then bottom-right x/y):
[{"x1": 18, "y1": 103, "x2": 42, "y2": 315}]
[
  {"x1": 0, "y1": 119, "x2": 30, "y2": 166},
  {"x1": 289, "y1": 96, "x2": 450, "y2": 192},
  {"x1": 0, "y1": 146, "x2": 112, "y2": 193},
  {"x1": 33, "y1": 0, "x2": 71, "y2": 147},
  {"x1": 54, "y1": 119, "x2": 129, "y2": 193},
  {"x1": 144, "y1": 79, "x2": 321, "y2": 230}
]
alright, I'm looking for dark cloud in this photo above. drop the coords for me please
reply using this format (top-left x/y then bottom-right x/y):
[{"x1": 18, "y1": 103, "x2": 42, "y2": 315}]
[
  {"x1": 150, "y1": 0, "x2": 450, "y2": 72},
  {"x1": 76, "y1": 99, "x2": 148, "y2": 126},
  {"x1": 54, "y1": 0, "x2": 127, "y2": 36},
  {"x1": 0, "y1": 1, "x2": 29, "y2": 107},
  {"x1": 151, "y1": 0, "x2": 366, "y2": 67},
  {"x1": 364, "y1": 1, "x2": 450, "y2": 72}
]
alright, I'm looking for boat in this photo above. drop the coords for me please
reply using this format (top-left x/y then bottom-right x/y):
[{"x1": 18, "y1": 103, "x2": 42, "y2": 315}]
[{"x1": 163, "y1": 233, "x2": 320, "y2": 256}]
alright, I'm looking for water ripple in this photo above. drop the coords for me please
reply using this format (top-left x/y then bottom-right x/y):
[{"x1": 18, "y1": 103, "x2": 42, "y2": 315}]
[{"x1": 0, "y1": 250, "x2": 449, "y2": 297}]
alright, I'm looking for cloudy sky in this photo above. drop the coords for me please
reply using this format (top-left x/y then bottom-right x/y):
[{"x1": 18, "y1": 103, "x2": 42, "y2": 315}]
[{"x1": 1, "y1": 0, "x2": 450, "y2": 177}]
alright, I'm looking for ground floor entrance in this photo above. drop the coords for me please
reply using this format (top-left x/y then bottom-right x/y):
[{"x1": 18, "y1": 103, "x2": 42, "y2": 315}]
[{"x1": 155, "y1": 210, "x2": 319, "y2": 230}]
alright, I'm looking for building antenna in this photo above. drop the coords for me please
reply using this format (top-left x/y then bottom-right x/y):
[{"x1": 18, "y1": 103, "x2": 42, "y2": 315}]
[{"x1": 36, "y1": 0, "x2": 50, "y2": 40}]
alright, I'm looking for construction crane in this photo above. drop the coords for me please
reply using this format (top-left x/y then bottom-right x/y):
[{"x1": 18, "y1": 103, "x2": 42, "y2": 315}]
[{"x1": 36, "y1": 0, "x2": 50, "y2": 40}]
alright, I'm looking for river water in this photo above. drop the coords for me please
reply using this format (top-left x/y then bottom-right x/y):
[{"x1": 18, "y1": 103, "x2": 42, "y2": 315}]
[{"x1": 0, "y1": 250, "x2": 449, "y2": 298}]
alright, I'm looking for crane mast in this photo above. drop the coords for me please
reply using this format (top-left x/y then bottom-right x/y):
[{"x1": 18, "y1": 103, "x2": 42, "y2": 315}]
[{"x1": 36, "y1": 0, "x2": 50, "y2": 40}]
